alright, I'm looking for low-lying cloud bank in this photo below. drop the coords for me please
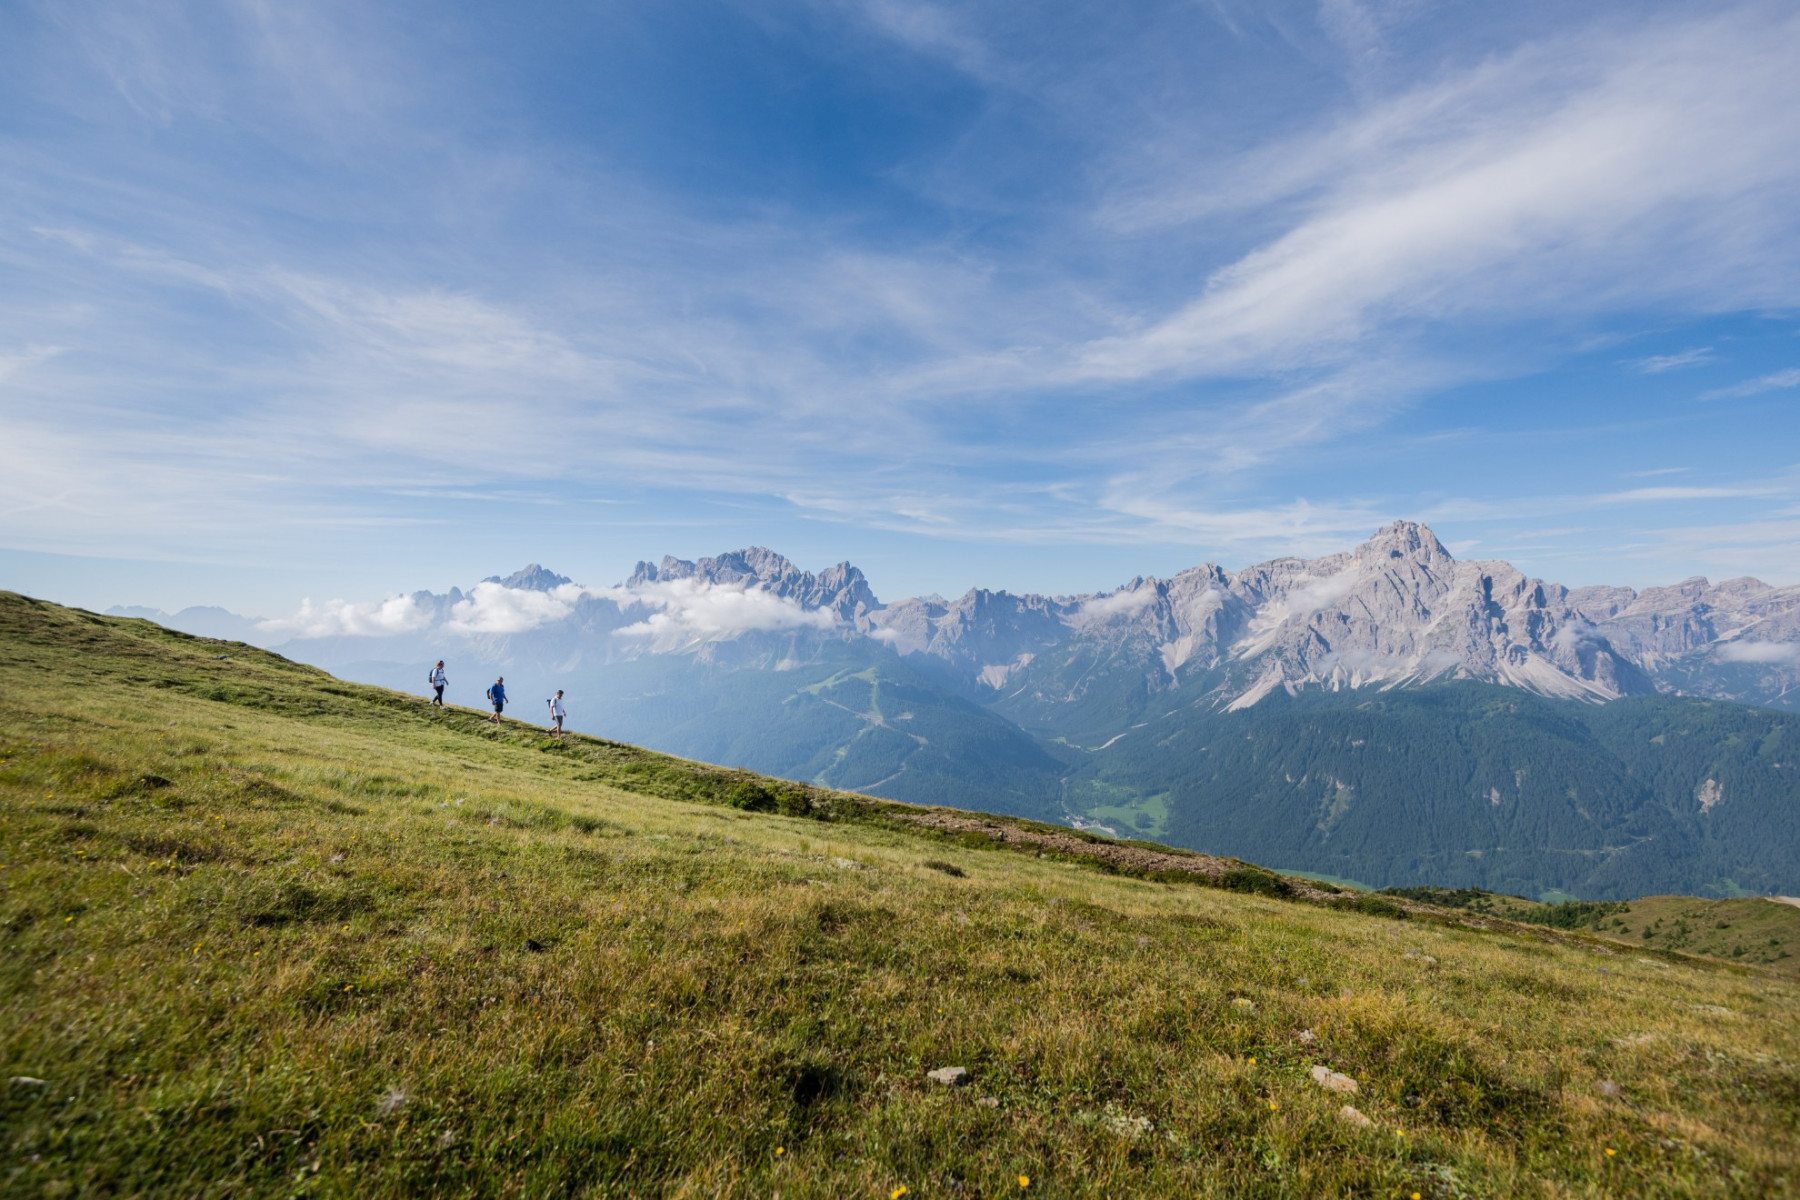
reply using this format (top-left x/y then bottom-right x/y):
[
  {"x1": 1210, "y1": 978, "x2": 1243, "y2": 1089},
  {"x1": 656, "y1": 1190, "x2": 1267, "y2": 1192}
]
[
  {"x1": 1716, "y1": 641, "x2": 1800, "y2": 665},
  {"x1": 611, "y1": 578, "x2": 839, "y2": 647},
  {"x1": 260, "y1": 594, "x2": 434, "y2": 639},
  {"x1": 260, "y1": 576, "x2": 841, "y2": 646},
  {"x1": 447, "y1": 582, "x2": 589, "y2": 636}
]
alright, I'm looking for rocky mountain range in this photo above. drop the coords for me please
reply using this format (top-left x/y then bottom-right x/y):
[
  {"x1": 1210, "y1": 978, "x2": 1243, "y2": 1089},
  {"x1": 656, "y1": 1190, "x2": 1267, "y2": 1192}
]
[
  {"x1": 589, "y1": 521, "x2": 1800, "y2": 712},
  {"x1": 105, "y1": 522, "x2": 1800, "y2": 899}
]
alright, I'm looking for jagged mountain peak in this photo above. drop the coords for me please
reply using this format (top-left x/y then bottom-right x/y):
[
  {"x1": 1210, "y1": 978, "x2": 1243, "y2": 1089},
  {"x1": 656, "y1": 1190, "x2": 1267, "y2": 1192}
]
[
  {"x1": 627, "y1": 546, "x2": 881, "y2": 620},
  {"x1": 1355, "y1": 520, "x2": 1452, "y2": 564},
  {"x1": 485, "y1": 564, "x2": 572, "y2": 592}
]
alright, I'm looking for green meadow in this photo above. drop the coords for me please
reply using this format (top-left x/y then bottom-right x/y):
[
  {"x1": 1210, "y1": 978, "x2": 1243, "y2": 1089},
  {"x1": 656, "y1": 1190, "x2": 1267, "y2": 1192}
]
[{"x1": 2, "y1": 592, "x2": 1797, "y2": 1197}]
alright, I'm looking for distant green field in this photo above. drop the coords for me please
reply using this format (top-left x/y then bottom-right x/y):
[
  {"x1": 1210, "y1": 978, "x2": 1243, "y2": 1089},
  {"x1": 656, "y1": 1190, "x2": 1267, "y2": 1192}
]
[
  {"x1": 3, "y1": 592, "x2": 1798, "y2": 1197},
  {"x1": 1066, "y1": 781, "x2": 1170, "y2": 840}
]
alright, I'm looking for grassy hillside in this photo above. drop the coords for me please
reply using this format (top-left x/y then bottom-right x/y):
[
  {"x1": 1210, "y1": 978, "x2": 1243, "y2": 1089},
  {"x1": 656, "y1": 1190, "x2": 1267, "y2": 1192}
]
[{"x1": 2, "y1": 592, "x2": 1798, "y2": 1197}]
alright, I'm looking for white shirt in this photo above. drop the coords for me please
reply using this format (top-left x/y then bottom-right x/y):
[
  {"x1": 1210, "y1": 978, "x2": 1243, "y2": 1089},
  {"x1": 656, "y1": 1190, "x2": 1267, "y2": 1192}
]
[
  {"x1": 430, "y1": 667, "x2": 447, "y2": 688},
  {"x1": 549, "y1": 697, "x2": 566, "y2": 719}
]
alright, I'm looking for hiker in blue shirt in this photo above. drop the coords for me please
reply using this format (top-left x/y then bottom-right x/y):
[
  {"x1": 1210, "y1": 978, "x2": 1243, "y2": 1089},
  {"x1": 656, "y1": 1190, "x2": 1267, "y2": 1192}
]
[
  {"x1": 428, "y1": 661, "x2": 448, "y2": 707},
  {"x1": 486, "y1": 676, "x2": 507, "y2": 723}
]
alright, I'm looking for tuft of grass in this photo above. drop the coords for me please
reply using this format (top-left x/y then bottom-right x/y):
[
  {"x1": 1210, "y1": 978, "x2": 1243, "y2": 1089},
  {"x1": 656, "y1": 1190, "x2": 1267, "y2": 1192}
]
[{"x1": 1, "y1": 591, "x2": 1798, "y2": 1196}]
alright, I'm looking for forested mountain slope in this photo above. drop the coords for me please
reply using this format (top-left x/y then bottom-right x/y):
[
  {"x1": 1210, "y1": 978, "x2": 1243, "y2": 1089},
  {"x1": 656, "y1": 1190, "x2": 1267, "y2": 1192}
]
[{"x1": 1062, "y1": 685, "x2": 1800, "y2": 899}]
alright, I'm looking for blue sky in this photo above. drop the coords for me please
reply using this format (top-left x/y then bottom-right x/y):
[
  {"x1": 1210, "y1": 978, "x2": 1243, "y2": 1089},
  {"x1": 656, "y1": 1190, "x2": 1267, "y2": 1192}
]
[{"x1": 2, "y1": 0, "x2": 1799, "y2": 615}]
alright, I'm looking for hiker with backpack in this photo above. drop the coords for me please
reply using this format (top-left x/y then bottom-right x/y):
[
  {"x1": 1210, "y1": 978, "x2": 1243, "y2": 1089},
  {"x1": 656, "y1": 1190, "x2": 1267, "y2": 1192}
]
[
  {"x1": 486, "y1": 676, "x2": 507, "y2": 723},
  {"x1": 428, "y1": 660, "x2": 448, "y2": 706},
  {"x1": 546, "y1": 690, "x2": 566, "y2": 740}
]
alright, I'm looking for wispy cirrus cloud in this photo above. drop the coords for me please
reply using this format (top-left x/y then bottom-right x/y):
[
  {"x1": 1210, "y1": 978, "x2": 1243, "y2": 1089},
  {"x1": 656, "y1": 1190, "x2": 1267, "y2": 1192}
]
[
  {"x1": 1703, "y1": 368, "x2": 1800, "y2": 400},
  {"x1": 1593, "y1": 485, "x2": 1782, "y2": 505},
  {"x1": 5, "y1": 0, "x2": 1800, "y2": 608},
  {"x1": 1630, "y1": 347, "x2": 1713, "y2": 373},
  {"x1": 1075, "y1": 8, "x2": 1800, "y2": 385}
]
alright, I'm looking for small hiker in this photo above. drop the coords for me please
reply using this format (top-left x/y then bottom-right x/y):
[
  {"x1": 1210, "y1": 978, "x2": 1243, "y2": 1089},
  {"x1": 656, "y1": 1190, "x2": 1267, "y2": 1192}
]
[
  {"x1": 546, "y1": 690, "x2": 566, "y2": 740},
  {"x1": 486, "y1": 676, "x2": 507, "y2": 723},
  {"x1": 428, "y1": 660, "x2": 448, "y2": 707}
]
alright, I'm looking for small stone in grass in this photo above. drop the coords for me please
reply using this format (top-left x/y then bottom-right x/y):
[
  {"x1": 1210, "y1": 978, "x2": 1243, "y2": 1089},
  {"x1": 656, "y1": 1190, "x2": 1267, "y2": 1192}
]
[
  {"x1": 1310, "y1": 1065, "x2": 1358, "y2": 1094},
  {"x1": 1296, "y1": 1029, "x2": 1316, "y2": 1044},
  {"x1": 1598, "y1": 1079, "x2": 1620, "y2": 1097},
  {"x1": 523, "y1": 938, "x2": 546, "y2": 953},
  {"x1": 1338, "y1": 1105, "x2": 1372, "y2": 1128},
  {"x1": 977, "y1": 1096, "x2": 1000, "y2": 1109},
  {"x1": 928, "y1": 1066, "x2": 970, "y2": 1087}
]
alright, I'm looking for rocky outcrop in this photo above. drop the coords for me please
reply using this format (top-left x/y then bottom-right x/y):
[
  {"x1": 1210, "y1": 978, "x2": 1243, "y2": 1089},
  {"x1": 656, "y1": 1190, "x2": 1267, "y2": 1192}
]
[
  {"x1": 629, "y1": 547, "x2": 880, "y2": 624},
  {"x1": 484, "y1": 564, "x2": 572, "y2": 592}
]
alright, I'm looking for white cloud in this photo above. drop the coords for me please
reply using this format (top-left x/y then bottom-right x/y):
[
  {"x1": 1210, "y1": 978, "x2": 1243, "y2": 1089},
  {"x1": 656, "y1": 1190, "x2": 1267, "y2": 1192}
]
[
  {"x1": 1593, "y1": 485, "x2": 1779, "y2": 505},
  {"x1": 1080, "y1": 586, "x2": 1160, "y2": 620},
  {"x1": 444, "y1": 581, "x2": 589, "y2": 636},
  {"x1": 1094, "y1": 492, "x2": 1393, "y2": 551},
  {"x1": 1630, "y1": 347, "x2": 1713, "y2": 373},
  {"x1": 1079, "y1": 8, "x2": 1800, "y2": 383},
  {"x1": 1715, "y1": 641, "x2": 1800, "y2": 665},
  {"x1": 0, "y1": 344, "x2": 65, "y2": 386},
  {"x1": 252, "y1": 575, "x2": 843, "y2": 648},
  {"x1": 613, "y1": 578, "x2": 840, "y2": 649},
  {"x1": 260, "y1": 593, "x2": 432, "y2": 638},
  {"x1": 1288, "y1": 571, "x2": 1360, "y2": 614},
  {"x1": 1702, "y1": 368, "x2": 1800, "y2": 401}
]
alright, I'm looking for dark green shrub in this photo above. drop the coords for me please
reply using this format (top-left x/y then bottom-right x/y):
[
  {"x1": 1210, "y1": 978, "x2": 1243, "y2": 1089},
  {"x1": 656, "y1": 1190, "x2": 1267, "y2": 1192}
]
[
  {"x1": 773, "y1": 787, "x2": 814, "y2": 818},
  {"x1": 726, "y1": 781, "x2": 777, "y2": 812},
  {"x1": 1340, "y1": 894, "x2": 1409, "y2": 920},
  {"x1": 1218, "y1": 867, "x2": 1295, "y2": 898}
]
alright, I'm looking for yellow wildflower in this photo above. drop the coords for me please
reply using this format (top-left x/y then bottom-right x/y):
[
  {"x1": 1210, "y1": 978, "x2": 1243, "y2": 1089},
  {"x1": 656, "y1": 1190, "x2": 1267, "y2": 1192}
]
[
  {"x1": 1605, "y1": 1148, "x2": 1616, "y2": 1157},
  {"x1": 775, "y1": 1147, "x2": 784, "y2": 1156},
  {"x1": 891, "y1": 1188, "x2": 908, "y2": 1199},
  {"x1": 1019, "y1": 1175, "x2": 1030, "y2": 1188}
]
